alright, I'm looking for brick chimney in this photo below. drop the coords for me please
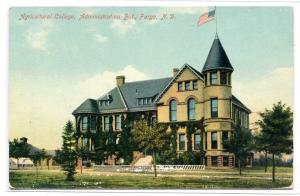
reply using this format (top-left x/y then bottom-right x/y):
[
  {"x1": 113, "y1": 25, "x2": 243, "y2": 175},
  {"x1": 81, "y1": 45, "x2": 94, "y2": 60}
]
[
  {"x1": 20, "y1": 137, "x2": 28, "y2": 143},
  {"x1": 116, "y1": 75, "x2": 125, "y2": 87},
  {"x1": 173, "y1": 68, "x2": 179, "y2": 76}
]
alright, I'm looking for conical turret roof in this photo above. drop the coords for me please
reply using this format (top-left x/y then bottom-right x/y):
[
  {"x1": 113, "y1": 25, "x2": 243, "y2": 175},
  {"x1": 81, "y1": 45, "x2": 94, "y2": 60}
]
[{"x1": 202, "y1": 35, "x2": 234, "y2": 73}]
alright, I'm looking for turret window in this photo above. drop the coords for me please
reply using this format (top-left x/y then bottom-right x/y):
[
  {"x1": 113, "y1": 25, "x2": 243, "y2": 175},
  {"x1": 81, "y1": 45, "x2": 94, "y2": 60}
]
[
  {"x1": 211, "y1": 132, "x2": 218, "y2": 149},
  {"x1": 211, "y1": 98, "x2": 218, "y2": 118},
  {"x1": 210, "y1": 72, "x2": 217, "y2": 85},
  {"x1": 220, "y1": 72, "x2": 227, "y2": 85},
  {"x1": 205, "y1": 74, "x2": 208, "y2": 86}
]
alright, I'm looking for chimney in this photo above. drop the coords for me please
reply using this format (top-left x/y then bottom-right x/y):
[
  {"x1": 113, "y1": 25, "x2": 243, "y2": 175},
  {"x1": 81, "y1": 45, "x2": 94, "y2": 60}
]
[
  {"x1": 20, "y1": 137, "x2": 28, "y2": 143},
  {"x1": 173, "y1": 68, "x2": 179, "y2": 76},
  {"x1": 116, "y1": 75, "x2": 125, "y2": 87}
]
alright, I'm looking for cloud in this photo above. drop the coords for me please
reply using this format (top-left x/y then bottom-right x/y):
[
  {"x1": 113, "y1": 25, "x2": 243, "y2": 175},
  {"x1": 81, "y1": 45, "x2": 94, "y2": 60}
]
[
  {"x1": 233, "y1": 67, "x2": 294, "y2": 128},
  {"x1": 94, "y1": 33, "x2": 108, "y2": 43},
  {"x1": 111, "y1": 19, "x2": 137, "y2": 34},
  {"x1": 75, "y1": 65, "x2": 149, "y2": 99},
  {"x1": 26, "y1": 30, "x2": 48, "y2": 51}
]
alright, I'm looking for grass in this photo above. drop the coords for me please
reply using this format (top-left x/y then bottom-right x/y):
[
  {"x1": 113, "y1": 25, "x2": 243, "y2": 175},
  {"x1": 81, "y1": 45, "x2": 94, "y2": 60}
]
[{"x1": 9, "y1": 166, "x2": 293, "y2": 189}]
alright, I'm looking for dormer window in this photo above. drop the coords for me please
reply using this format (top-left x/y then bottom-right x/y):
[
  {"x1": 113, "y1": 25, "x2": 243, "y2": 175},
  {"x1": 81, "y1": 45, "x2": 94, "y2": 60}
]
[
  {"x1": 100, "y1": 100, "x2": 111, "y2": 106},
  {"x1": 137, "y1": 97, "x2": 153, "y2": 105}
]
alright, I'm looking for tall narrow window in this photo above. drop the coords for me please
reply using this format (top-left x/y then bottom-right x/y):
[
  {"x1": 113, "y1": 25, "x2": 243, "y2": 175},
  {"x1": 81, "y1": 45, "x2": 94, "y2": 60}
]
[
  {"x1": 179, "y1": 134, "x2": 185, "y2": 151},
  {"x1": 82, "y1": 116, "x2": 88, "y2": 130},
  {"x1": 222, "y1": 131, "x2": 229, "y2": 149},
  {"x1": 188, "y1": 98, "x2": 196, "y2": 120},
  {"x1": 104, "y1": 116, "x2": 110, "y2": 131},
  {"x1": 194, "y1": 134, "x2": 201, "y2": 150},
  {"x1": 220, "y1": 72, "x2": 227, "y2": 85},
  {"x1": 210, "y1": 72, "x2": 217, "y2": 85},
  {"x1": 185, "y1": 81, "x2": 191, "y2": 90},
  {"x1": 211, "y1": 98, "x2": 218, "y2": 118},
  {"x1": 178, "y1": 82, "x2": 183, "y2": 91},
  {"x1": 169, "y1": 100, "x2": 177, "y2": 121},
  {"x1": 211, "y1": 132, "x2": 218, "y2": 149},
  {"x1": 90, "y1": 116, "x2": 97, "y2": 130},
  {"x1": 192, "y1": 80, "x2": 198, "y2": 90},
  {"x1": 205, "y1": 73, "x2": 208, "y2": 86},
  {"x1": 82, "y1": 137, "x2": 88, "y2": 147},
  {"x1": 115, "y1": 115, "x2": 121, "y2": 130},
  {"x1": 228, "y1": 72, "x2": 231, "y2": 85}
]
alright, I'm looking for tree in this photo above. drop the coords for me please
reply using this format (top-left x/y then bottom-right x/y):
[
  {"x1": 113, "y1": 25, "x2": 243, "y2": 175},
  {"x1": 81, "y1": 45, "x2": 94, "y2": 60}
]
[
  {"x1": 254, "y1": 133, "x2": 269, "y2": 173},
  {"x1": 131, "y1": 119, "x2": 168, "y2": 177},
  {"x1": 223, "y1": 122, "x2": 253, "y2": 175},
  {"x1": 93, "y1": 116, "x2": 106, "y2": 165},
  {"x1": 257, "y1": 101, "x2": 293, "y2": 182},
  {"x1": 118, "y1": 114, "x2": 134, "y2": 165},
  {"x1": 105, "y1": 116, "x2": 116, "y2": 161},
  {"x1": 53, "y1": 149, "x2": 64, "y2": 165},
  {"x1": 76, "y1": 145, "x2": 89, "y2": 174},
  {"x1": 30, "y1": 149, "x2": 47, "y2": 175},
  {"x1": 9, "y1": 138, "x2": 30, "y2": 168},
  {"x1": 61, "y1": 121, "x2": 77, "y2": 181}
]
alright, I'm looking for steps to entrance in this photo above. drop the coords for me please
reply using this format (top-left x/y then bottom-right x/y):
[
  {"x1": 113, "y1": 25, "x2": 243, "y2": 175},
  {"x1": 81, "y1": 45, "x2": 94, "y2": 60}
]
[{"x1": 133, "y1": 155, "x2": 153, "y2": 166}]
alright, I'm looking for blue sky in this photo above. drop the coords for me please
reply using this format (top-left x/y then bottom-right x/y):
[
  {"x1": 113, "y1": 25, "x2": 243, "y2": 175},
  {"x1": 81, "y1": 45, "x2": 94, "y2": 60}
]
[{"x1": 9, "y1": 7, "x2": 294, "y2": 149}]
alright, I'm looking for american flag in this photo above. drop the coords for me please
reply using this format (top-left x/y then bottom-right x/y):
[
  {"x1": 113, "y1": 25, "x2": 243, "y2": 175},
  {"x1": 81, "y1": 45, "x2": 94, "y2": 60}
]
[{"x1": 198, "y1": 9, "x2": 215, "y2": 26}]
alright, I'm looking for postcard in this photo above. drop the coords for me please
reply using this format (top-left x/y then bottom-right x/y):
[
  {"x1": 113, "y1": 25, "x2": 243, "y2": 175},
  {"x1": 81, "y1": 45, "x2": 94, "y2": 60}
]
[{"x1": 8, "y1": 6, "x2": 294, "y2": 190}]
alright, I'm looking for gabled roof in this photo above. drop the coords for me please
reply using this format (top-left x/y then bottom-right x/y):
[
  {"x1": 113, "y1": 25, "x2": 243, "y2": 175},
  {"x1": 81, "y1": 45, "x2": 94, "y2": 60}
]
[
  {"x1": 232, "y1": 95, "x2": 252, "y2": 113},
  {"x1": 72, "y1": 98, "x2": 99, "y2": 115},
  {"x1": 98, "y1": 87, "x2": 127, "y2": 112},
  {"x1": 202, "y1": 35, "x2": 234, "y2": 73},
  {"x1": 155, "y1": 64, "x2": 204, "y2": 102},
  {"x1": 119, "y1": 77, "x2": 172, "y2": 111}
]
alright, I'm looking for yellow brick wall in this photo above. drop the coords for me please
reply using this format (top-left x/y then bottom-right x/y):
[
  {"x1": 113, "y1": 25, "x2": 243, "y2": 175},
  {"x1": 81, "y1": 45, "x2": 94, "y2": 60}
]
[{"x1": 157, "y1": 68, "x2": 205, "y2": 123}]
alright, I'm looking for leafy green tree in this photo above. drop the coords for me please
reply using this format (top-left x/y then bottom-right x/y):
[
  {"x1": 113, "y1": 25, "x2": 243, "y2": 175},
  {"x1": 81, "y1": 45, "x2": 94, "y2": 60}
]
[
  {"x1": 106, "y1": 116, "x2": 116, "y2": 161},
  {"x1": 53, "y1": 149, "x2": 64, "y2": 165},
  {"x1": 61, "y1": 121, "x2": 77, "y2": 181},
  {"x1": 92, "y1": 116, "x2": 106, "y2": 165},
  {"x1": 131, "y1": 119, "x2": 168, "y2": 177},
  {"x1": 118, "y1": 114, "x2": 134, "y2": 164},
  {"x1": 30, "y1": 149, "x2": 47, "y2": 175},
  {"x1": 76, "y1": 145, "x2": 89, "y2": 174},
  {"x1": 9, "y1": 138, "x2": 30, "y2": 168},
  {"x1": 223, "y1": 122, "x2": 253, "y2": 175},
  {"x1": 254, "y1": 133, "x2": 269, "y2": 173},
  {"x1": 257, "y1": 101, "x2": 293, "y2": 182}
]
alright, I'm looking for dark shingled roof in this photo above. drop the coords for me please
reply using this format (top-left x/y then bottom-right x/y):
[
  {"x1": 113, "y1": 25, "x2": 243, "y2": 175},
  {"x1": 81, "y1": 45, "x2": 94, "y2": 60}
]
[
  {"x1": 98, "y1": 87, "x2": 127, "y2": 112},
  {"x1": 232, "y1": 95, "x2": 252, "y2": 113},
  {"x1": 119, "y1": 77, "x2": 173, "y2": 111},
  {"x1": 202, "y1": 35, "x2": 234, "y2": 73},
  {"x1": 72, "y1": 98, "x2": 99, "y2": 115}
]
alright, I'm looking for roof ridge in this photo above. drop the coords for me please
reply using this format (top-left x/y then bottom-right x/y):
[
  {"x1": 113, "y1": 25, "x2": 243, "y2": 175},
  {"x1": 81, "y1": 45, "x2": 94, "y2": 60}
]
[{"x1": 124, "y1": 77, "x2": 173, "y2": 84}]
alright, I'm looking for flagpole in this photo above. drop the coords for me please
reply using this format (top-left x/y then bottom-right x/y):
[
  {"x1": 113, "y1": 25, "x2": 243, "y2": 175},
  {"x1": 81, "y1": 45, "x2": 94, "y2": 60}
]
[{"x1": 215, "y1": 6, "x2": 218, "y2": 36}]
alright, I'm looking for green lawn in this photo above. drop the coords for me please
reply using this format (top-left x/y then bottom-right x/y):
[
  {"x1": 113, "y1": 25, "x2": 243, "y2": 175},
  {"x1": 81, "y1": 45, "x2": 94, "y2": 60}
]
[{"x1": 9, "y1": 166, "x2": 293, "y2": 189}]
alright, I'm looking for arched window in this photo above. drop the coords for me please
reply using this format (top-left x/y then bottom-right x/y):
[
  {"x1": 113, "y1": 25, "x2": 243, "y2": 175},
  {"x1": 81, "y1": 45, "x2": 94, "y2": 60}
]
[
  {"x1": 169, "y1": 100, "x2": 177, "y2": 121},
  {"x1": 188, "y1": 98, "x2": 196, "y2": 120}
]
